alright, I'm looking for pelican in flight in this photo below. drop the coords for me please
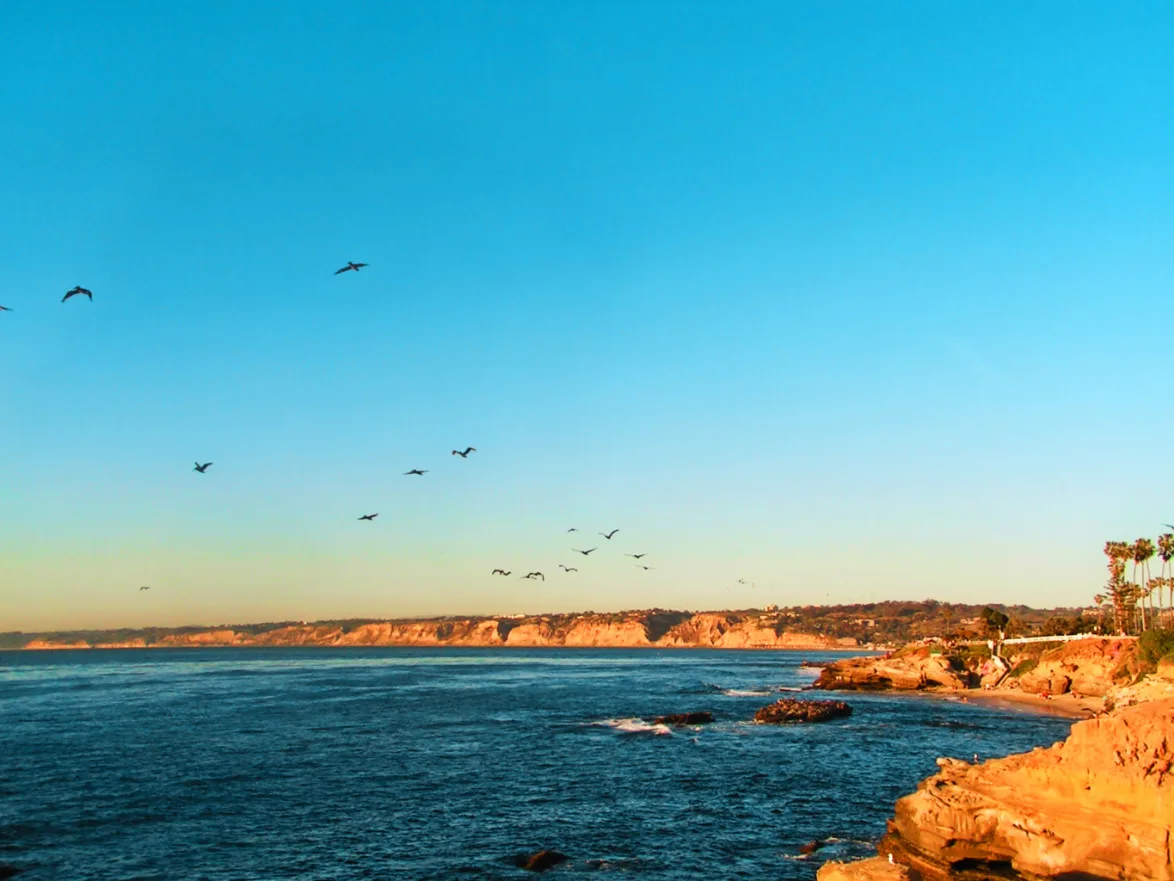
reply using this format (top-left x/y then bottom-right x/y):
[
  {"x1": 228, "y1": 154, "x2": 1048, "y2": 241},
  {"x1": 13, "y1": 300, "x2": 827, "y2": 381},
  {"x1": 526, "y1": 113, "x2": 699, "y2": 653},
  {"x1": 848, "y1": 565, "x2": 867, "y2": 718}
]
[
  {"x1": 625, "y1": 553, "x2": 646, "y2": 559},
  {"x1": 559, "y1": 565, "x2": 578, "y2": 572},
  {"x1": 637, "y1": 564, "x2": 654, "y2": 570},
  {"x1": 358, "y1": 513, "x2": 378, "y2": 521},
  {"x1": 572, "y1": 548, "x2": 597, "y2": 556},
  {"x1": 599, "y1": 529, "x2": 619, "y2": 540},
  {"x1": 404, "y1": 469, "x2": 428, "y2": 476},
  {"x1": 566, "y1": 528, "x2": 579, "y2": 532},
  {"x1": 139, "y1": 586, "x2": 151, "y2": 591},
  {"x1": 193, "y1": 462, "x2": 212, "y2": 473},
  {"x1": 63, "y1": 286, "x2": 92, "y2": 302},
  {"x1": 0, "y1": 306, "x2": 10, "y2": 312},
  {"x1": 451, "y1": 447, "x2": 476, "y2": 458},
  {"x1": 492, "y1": 569, "x2": 511, "y2": 576},
  {"x1": 334, "y1": 262, "x2": 368, "y2": 274},
  {"x1": 523, "y1": 571, "x2": 545, "y2": 581}
]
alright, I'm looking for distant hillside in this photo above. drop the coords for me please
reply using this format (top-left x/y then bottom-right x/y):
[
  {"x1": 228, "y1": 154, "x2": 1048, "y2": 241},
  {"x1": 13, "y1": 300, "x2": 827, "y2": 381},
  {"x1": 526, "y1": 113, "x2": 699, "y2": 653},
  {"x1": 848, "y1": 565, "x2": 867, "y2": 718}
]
[{"x1": 0, "y1": 600, "x2": 1096, "y2": 650}]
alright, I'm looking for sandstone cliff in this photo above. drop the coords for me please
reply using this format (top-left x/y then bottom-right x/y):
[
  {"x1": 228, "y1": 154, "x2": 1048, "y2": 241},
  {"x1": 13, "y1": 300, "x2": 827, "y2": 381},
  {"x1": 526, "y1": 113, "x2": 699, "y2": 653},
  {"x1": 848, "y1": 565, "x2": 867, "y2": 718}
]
[
  {"x1": 1008, "y1": 637, "x2": 1137, "y2": 697},
  {"x1": 820, "y1": 698, "x2": 1174, "y2": 881},
  {"x1": 14, "y1": 611, "x2": 855, "y2": 651},
  {"x1": 813, "y1": 647, "x2": 971, "y2": 691}
]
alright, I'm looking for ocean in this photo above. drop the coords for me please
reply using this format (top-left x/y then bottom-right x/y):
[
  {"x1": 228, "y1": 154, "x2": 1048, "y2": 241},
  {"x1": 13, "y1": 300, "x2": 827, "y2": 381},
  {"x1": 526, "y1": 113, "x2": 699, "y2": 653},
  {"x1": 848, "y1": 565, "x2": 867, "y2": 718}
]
[{"x1": 0, "y1": 648, "x2": 1073, "y2": 880}]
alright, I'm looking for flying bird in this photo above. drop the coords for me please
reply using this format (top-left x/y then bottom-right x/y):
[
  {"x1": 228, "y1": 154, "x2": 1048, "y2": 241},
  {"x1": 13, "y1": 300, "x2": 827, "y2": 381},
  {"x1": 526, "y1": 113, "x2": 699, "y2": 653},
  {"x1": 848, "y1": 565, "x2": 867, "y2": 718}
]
[
  {"x1": 139, "y1": 586, "x2": 151, "y2": 591},
  {"x1": 492, "y1": 569, "x2": 511, "y2": 576},
  {"x1": 599, "y1": 529, "x2": 619, "y2": 540},
  {"x1": 572, "y1": 548, "x2": 597, "y2": 555},
  {"x1": 451, "y1": 447, "x2": 476, "y2": 458},
  {"x1": 193, "y1": 462, "x2": 212, "y2": 473},
  {"x1": 358, "y1": 513, "x2": 378, "y2": 521},
  {"x1": 637, "y1": 565, "x2": 654, "y2": 570},
  {"x1": 0, "y1": 306, "x2": 10, "y2": 311},
  {"x1": 1164, "y1": 524, "x2": 1174, "y2": 531},
  {"x1": 625, "y1": 553, "x2": 646, "y2": 559},
  {"x1": 63, "y1": 286, "x2": 92, "y2": 303},
  {"x1": 559, "y1": 565, "x2": 578, "y2": 572},
  {"x1": 566, "y1": 528, "x2": 579, "y2": 532},
  {"x1": 334, "y1": 262, "x2": 368, "y2": 275},
  {"x1": 404, "y1": 469, "x2": 428, "y2": 476},
  {"x1": 523, "y1": 571, "x2": 545, "y2": 581}
]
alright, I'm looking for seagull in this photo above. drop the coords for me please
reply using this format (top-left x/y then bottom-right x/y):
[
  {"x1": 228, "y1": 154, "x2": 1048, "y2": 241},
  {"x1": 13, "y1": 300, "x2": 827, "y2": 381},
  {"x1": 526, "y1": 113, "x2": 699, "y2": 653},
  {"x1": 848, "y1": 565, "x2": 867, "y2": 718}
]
[
  {"x1": 334, "y1": 262, "x2": 368, "y2": 275},
  {"x1": 63, "y1": 286, "x2": 92, "y2": 303},
  {"x1": 358, "y1": 513, "x2": 378, "y2": 521},
  {"x1": 566, "y1": 528, "x2": 579, "y2": 532},
  {"x1": 404, "y1": 469, "x2": 428, "y2": 476},
  {"x1": 636, "y1": 565, "x2": 654, "y2": 570},
  {"x1": 599, "y1": 529, "x2": 619, "y2": 540},
  {"x1": 559, "y1": 565, "x2": 578, "y2": 572},
  {"x1": 139, "y1": 586, "x2": 151, "y2": 591},
  {"x1": 625, "y1": 553, "x2": 646, "y2": 559},
  {"x1": 572, "y1": 548, "x2": 597, "y2": 555},
  {"x1": 491, "y1": 569, "x2": 511, "y2": 576},
  {"x1": 193, "y1": 462, "x2": 212, "y2": 473},
  {"x1": 451, "y1": 447, "x2": 476, "y2": 458},
  {"x1": 888, "y1": 854, "x2": 894, "y2": 865},
  {"x1": 523, "y1": 571, "x2": 545, "y2": 581}
]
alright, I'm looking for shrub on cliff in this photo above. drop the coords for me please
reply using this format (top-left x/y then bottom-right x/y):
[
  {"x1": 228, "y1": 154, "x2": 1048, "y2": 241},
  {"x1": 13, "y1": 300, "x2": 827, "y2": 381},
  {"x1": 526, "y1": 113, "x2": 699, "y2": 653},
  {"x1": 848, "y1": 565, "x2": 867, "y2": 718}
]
[{"x1": 1138, "y1": 629, "x2": 1174, "y2": 669}]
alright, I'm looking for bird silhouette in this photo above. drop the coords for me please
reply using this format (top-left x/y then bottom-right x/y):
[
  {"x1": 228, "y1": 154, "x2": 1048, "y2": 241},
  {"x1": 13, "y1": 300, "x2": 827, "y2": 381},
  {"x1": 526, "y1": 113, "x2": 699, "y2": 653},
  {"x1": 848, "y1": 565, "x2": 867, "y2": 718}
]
[
  {"x1": 334, "y1": 262, "x2": 368, "y2": 275},
  {"x1": 599, "y1": 529, "x2": 619, "y2": 539},
  {"x1": 492, "y1": 569, "x2": 511, "y2": 576},
  {"x1": 139, "y1": 586, "x2": 151, "y2": 591},
  {"x1": 0, "y1": 306, "x2": 11, "y2": 311},
  {"x1": 572, "y1": 548, "x2": 597, "y2": 555},
  {"x1": 63, "y1": 286, "x2": 92, "y2": 303},
  {"x1": 566, "y1": 528, "x2": 579, "y2": 532},
  {"x1": 637, "y1": 564, "x2": 654, "y2": 570},
  {"x1": 451, "y1": 447, "x2": 476, "y2": 458},
  {"x1": 358, "y1": 513, "x2": 378, "y2": 521},
  {"x1": 559, "y1": 565, "x2": 578, "y2": 572},
  {"x1": 1164, "y1": 524, "x2": 1174, "y2": 531},
  {"x1": 625, "y1": 553, "x2": 646, "y2": 559},
  {"x1": 193, "y1": 462, "x2": 212, "y2": 473},
  {"x1": 523, "y1": 571, "x2": 545, "y2": 581},
  {"x1": 404, "y1": 469, "x2": 428, "y2": 476}
]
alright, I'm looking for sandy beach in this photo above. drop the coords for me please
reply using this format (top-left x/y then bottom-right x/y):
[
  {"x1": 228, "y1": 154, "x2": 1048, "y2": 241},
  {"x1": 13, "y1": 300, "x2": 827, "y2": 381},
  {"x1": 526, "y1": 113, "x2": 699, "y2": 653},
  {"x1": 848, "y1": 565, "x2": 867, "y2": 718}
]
[{"x1": 943, "y1": 688, "x2": 1103, "y2": 719}]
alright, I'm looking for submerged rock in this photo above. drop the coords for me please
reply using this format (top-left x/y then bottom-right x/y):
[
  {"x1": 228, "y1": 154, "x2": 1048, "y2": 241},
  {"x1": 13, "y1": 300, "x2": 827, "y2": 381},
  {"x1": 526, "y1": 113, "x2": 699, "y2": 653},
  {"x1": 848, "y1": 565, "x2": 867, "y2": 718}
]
[
  {"x1": 754, "y1": 698, "x2": 852, "y2": 723},
  {"x1": 515, "y1": 850, "x2": 569, "y2": 872},
  {"x1": 651, "y1": 711, "x2": 714, "y2": 726}
]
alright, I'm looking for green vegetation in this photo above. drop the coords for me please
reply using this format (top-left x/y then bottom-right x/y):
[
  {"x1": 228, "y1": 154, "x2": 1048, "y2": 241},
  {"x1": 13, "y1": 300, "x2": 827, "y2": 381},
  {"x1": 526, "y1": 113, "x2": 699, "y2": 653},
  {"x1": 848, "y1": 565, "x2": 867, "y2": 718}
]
[
  {"x1": 1137, "y1": 629, "x2": 1174, "y2": 668},
  {"x1": 1097, "y1": 533, "x2": 1174, "y2": 635},
  {"x1": 1006, "y1": 658, "x2": 1038, "y2": 679}
]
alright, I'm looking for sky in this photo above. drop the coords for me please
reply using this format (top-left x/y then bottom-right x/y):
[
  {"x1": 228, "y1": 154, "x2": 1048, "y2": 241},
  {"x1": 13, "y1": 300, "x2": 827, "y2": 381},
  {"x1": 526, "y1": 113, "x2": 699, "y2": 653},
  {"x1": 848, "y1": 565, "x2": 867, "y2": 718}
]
[{"x1": 1, "y1": 1, "x2": 1172, "y2": 631}]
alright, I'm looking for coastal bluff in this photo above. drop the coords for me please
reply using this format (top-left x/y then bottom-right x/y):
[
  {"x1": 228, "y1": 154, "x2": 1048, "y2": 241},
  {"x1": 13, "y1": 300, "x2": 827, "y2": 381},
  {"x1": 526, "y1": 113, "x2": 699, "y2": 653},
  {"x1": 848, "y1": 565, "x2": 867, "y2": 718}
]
[
  {"x1": 820, "y1": 697, "x2": 1174, "y2": 880},
  {"x1": 14, "y1": 611, "x2": 858, "y2": 651}
]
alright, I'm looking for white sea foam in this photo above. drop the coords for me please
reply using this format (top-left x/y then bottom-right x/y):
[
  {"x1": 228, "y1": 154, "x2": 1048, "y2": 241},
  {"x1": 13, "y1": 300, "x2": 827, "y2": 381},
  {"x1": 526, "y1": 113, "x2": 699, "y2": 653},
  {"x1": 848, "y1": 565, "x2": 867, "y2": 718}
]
[
  {"x1": 590, "y1": 718, "x2": 673, "y2": 736},
  {"x1": 722, "y1": 688, "x2": 771, "y2": 697}
]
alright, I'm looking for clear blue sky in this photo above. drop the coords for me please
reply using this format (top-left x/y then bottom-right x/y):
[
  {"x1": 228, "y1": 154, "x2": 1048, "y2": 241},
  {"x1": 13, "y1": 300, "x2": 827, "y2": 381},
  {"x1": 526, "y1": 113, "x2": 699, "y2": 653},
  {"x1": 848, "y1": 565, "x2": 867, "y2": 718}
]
[{"x1": 2, "y1": 2, "x2": 1172, "y2": 630}]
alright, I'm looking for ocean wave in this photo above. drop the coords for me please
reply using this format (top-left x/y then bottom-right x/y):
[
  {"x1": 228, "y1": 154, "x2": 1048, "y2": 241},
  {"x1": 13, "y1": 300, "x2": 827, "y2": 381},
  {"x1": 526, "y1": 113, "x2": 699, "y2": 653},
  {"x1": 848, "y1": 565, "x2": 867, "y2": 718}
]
[
  {"x1": 722, "y1": 688, "x2": 771, "y2": 697},
  {"x1": 588, "y1": 718, "x2": 673, "y2": 736}
]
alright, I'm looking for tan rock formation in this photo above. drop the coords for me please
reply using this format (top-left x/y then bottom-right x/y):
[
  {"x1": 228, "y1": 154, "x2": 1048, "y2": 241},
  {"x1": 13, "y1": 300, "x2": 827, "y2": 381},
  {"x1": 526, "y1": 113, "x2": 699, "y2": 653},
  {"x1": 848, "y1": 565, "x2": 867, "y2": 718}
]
[
  {"x1": 23, "y1": 639, "x2": 90, "y2": 650},
  {"x1": 1013, "y1": 637, "x2": 1135, "y2": 697},
  {"x1": 814, "y1": 648, "x2": 970, "y2": 691},
  {"x1": 879, "y1": 697, "x2": 1174, "y2": 880},
  {"x1": 818, "y1": 857, "x2": 909, "y2": 881}
]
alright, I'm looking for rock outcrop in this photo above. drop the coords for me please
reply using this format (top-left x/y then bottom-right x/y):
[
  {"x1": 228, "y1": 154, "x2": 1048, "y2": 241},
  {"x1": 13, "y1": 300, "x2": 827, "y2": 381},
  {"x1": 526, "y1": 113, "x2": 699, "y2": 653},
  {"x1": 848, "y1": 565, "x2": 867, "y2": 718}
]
[
  {"x1": 651, "y1": 712, "x2": 714, "y2": 726},
  {"x1": 514, "y1": 850, "x2": 569, "y2": 872},
  {"x1": 818, "y1": 857, "x2": 909, "y2": 881},
  {"x1": 814, "y1": 648, "x2": 970, "y2": 691},
  {"x1": 1010, "y1": 637, "x2": 1136, "y2": 697},
  {"x1": 852, "y1": 698, "x2": 1174, "y2": 880},
  {"x1": 754, "y1": 698, "x2": 852, "y2": 724}
]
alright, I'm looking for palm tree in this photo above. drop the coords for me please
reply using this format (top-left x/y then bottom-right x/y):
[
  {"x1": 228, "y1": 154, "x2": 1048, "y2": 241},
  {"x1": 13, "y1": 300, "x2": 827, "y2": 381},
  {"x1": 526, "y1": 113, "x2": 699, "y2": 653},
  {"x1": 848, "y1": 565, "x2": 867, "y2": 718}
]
[
  {"x1": 1134, "y1": 538, "x2": 1157, "y2": 630},
  {"x1": 1158, "y1": 533, "x2": 1174, "y2": 627}
]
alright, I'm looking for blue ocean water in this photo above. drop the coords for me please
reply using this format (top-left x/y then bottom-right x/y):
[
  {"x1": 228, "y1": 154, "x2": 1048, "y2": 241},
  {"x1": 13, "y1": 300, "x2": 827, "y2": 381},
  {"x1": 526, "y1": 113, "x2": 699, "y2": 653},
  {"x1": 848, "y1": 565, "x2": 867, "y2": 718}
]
[{"x1": 0, "y1": 648, "x2": 1073, "y2": 880}]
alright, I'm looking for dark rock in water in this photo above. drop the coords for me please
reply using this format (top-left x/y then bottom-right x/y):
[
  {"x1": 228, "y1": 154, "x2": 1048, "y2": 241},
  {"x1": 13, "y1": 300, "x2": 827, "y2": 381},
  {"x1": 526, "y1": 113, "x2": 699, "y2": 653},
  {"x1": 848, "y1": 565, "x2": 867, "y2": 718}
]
[
  {"x1": 515, "y1": 850, "x2": 569, "y2": 872},
  {"x1": 754, "y1": 698, "x2": 852, "y2": 724},
  {"x1": 651, "y1": 711, "x2": 714, "y2": 726},
  {"x1": 798, "y1": 840, "x2": 824, "y2": 855},
  {"x1": 0, "y1": 866, "x2": 23, "y2": 880}
]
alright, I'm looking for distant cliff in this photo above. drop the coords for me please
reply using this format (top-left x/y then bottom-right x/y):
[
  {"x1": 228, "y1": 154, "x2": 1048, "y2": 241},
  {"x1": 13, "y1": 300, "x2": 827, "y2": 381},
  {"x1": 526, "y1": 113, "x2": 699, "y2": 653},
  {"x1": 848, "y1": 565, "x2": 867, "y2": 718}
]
[{"x1": 13, "y1": 611, "x2": 858, "y2": 651}]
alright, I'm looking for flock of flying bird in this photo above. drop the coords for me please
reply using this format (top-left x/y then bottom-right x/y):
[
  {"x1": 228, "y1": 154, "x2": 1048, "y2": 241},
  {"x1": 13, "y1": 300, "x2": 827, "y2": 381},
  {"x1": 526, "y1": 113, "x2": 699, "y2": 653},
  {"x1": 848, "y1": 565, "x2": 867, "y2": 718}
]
[{"x1": 3, "y1": 264, "x2": 661, "y2": 592}]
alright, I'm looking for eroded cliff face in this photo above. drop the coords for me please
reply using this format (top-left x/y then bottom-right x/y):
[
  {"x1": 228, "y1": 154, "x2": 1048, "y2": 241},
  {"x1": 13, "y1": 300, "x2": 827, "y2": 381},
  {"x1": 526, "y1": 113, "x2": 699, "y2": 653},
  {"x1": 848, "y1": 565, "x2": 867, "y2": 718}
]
[
  {"x1": 1011, "y1": 637, "x2": 1136, "y2": 697},
  {"x1": 822, "y1": 698, "x2": 1174, "y2": 881},
  {"x1": 17, "y1": 612, "x2": 854, "y2": 650},
  {"x1": 813, "y1": 648, "x2": 971, "y2": 691}
]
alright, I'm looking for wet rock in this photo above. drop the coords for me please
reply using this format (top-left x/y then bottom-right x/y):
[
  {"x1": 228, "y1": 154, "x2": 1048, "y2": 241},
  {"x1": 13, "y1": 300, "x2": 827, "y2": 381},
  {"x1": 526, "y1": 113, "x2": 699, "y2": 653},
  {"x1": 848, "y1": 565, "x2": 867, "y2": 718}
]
[
  {"x1": 515, "y1": 850, "x2": 569, "y2": 872},
  {"x1": 798, "y1": 840, "x2": 825, "y2": 855},
  {"x1": 651, "y1": 711, "x2": 714, "y2": 726},
  {"x1": 754, "y1": 698, "x2": 852, "y2": 724}
]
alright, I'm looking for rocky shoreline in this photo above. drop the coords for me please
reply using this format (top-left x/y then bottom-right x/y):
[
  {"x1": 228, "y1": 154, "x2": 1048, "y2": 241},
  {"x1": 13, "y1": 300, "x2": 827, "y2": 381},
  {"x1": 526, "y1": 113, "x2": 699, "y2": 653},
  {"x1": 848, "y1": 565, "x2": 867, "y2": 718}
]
[{"x1": 813, "y1": 637, "x2": 1174, "y2": 880}]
